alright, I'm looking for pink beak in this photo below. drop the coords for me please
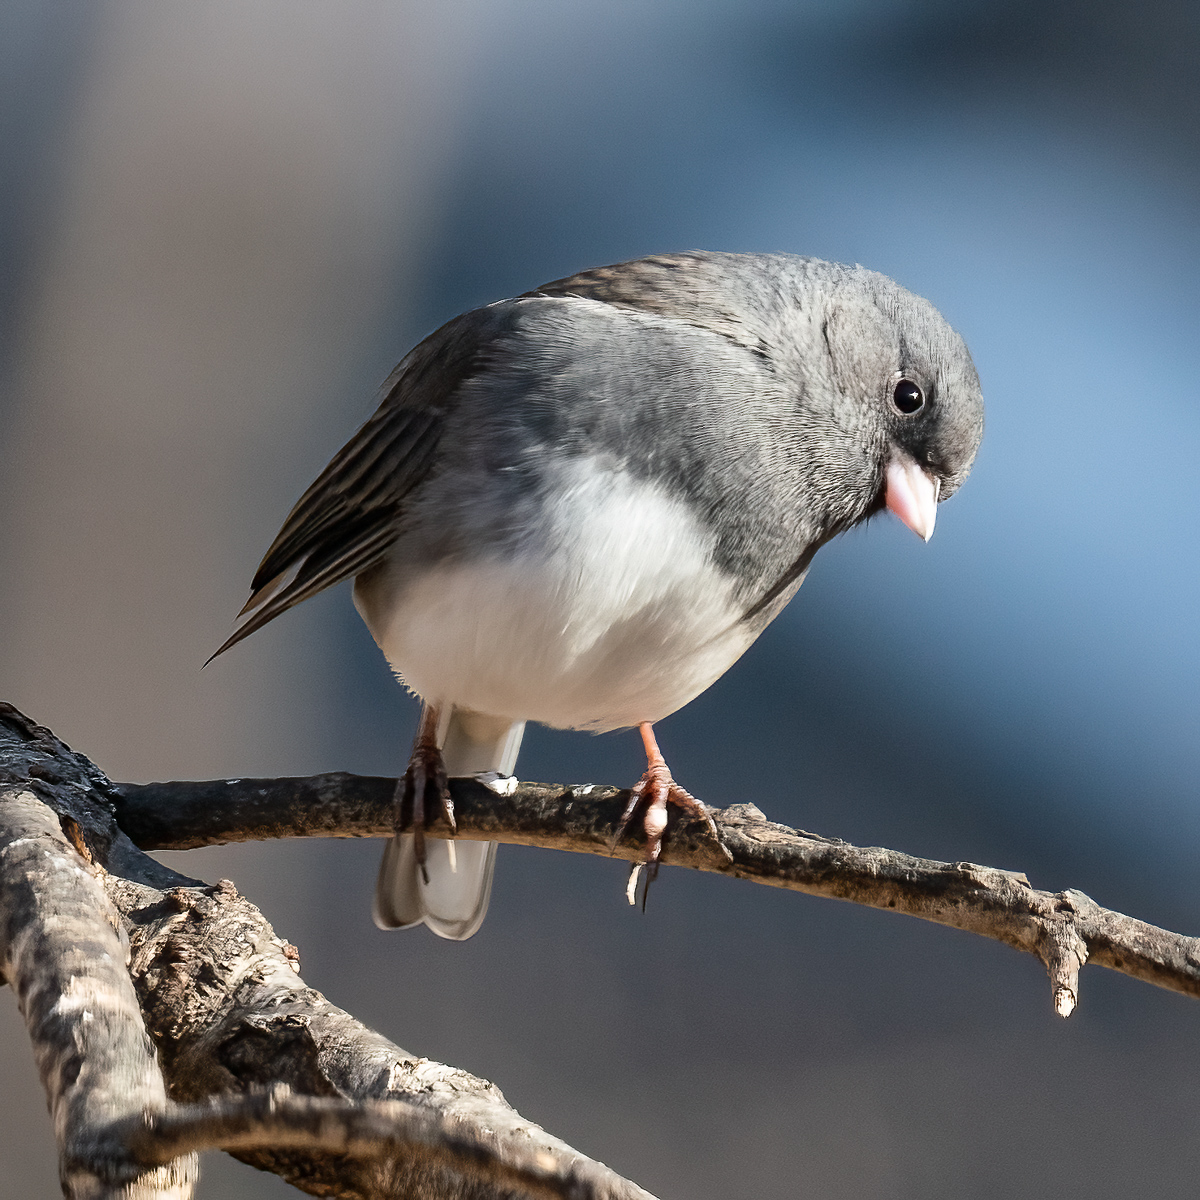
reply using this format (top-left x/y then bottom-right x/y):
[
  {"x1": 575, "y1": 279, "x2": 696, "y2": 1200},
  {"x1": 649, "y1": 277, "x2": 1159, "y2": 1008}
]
[{"x1": 885, "y1": 454, "x2": 940, "y2": 542}]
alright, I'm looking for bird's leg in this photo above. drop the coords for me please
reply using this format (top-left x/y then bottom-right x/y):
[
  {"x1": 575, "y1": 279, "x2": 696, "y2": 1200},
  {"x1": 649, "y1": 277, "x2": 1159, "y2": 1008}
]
[
  {"x1": 613, "y1": 723, "x2": 726, "y2": 903},
  {"x1": 396, "y1": 701, "x2": 454, "y2": 884}
]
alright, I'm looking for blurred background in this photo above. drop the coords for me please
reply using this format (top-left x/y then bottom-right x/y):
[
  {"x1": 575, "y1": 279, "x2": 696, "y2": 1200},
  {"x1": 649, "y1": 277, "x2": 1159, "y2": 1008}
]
[{"x1": 3, "y1": 1, "x2": 1200, "y2": 1195}]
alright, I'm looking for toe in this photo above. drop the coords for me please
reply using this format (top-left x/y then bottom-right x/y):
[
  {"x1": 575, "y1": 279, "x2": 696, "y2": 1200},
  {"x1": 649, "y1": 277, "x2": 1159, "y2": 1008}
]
[{"x1": 642, "y1": 804, "x2": 667, "y2": 862}]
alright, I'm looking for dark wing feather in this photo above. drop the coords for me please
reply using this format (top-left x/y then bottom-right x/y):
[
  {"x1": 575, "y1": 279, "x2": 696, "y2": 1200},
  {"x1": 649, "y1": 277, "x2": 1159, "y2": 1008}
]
[
  {"x1": 211, "y1": 515, "x2": 401, "y2": 659},
  {"x1": 208, "y1": 408, "x2": 441, "y2": 661},
  {"x1": 210, "y1": 308, "x2": 500, "y2": 661},
  {"x1": 249, "y1": 404, "x2": 441, "y2": 594}
]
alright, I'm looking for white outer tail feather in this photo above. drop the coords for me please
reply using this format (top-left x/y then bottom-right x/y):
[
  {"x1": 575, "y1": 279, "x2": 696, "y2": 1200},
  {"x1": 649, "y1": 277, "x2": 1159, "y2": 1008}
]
[{"x1": 373, "y1": 705, "x2": 525, "y2": 940}]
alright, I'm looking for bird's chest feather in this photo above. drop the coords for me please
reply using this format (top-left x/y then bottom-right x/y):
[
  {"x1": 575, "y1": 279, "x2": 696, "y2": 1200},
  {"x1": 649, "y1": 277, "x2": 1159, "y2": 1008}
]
[{"x1": 354, "y1": 459, "x2": 759, "y2": 731}]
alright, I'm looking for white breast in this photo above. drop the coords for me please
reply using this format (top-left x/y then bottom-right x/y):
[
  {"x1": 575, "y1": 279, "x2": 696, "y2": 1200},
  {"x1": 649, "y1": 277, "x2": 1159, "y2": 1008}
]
[{"x1": 354, "y1": 459, "x2": 756, "y2": 732}]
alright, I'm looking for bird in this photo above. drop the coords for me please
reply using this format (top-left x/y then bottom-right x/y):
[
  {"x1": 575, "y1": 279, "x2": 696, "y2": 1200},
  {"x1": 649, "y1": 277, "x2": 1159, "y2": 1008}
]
[{"x1": 212, "y1": 251, "x2": 984, "y2": 940}]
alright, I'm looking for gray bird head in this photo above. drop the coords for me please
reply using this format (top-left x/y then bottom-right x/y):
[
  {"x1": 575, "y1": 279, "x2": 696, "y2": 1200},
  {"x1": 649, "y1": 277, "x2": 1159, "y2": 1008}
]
[
  {"x1": 538, "y1": 252, "x2": 984, "y2": 547},
  {"x1": 807, "y1": 262, "x2": 984, "y2": 541}
]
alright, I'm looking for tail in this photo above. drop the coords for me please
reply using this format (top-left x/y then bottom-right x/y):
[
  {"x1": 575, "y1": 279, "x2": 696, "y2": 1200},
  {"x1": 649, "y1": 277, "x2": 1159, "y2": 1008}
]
[{"x1": 373, "y1": 706, "x2": 524, "y2": 940}]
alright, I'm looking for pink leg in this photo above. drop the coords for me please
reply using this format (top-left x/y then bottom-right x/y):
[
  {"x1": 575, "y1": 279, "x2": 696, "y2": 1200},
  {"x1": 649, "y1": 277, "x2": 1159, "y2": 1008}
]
[{"x1": 613, "y1": 722, "x2": 723, "y2": 866}]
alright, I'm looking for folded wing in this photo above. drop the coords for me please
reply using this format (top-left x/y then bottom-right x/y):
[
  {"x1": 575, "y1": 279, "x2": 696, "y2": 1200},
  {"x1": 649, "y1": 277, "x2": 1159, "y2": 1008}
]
[{"x1": 208, "y1": 311, "x2": 498, "y2": 659}]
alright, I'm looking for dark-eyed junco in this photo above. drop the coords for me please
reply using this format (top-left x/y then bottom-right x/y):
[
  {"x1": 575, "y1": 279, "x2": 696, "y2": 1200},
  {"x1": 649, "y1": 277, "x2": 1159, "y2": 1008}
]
[{"x1": 214, "y1": 252, "x2": 984, "y2": 939}]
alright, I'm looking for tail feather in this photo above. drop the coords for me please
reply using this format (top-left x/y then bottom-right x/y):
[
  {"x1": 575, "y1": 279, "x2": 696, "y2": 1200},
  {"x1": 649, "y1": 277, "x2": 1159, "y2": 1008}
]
[{"x1": 373, "y1": 706, "x2": 524, "y2": 940}]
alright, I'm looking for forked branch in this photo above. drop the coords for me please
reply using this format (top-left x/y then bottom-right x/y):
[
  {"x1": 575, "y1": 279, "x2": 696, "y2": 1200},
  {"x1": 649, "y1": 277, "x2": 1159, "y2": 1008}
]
[
  {"x1": 0, "y1": 704, "x2": 653, "y2": 1200},
  {"x1": 4, "y1": 697, "x2": 1200, "y2": 1199}
]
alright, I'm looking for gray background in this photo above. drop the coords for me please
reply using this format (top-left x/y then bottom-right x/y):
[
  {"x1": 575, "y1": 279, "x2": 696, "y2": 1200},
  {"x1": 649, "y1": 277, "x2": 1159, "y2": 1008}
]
[{"x1": 3, "y1": 1, "x2": 1200, "y2": 1196}]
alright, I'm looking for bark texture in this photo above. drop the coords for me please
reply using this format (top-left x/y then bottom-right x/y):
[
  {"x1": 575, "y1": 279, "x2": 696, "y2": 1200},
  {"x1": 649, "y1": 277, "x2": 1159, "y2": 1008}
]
[
  {"x1": 0, "y1": 704, "x2": 653, "y2": 1200},
  {"x1": 6, "y1": 696, "x2": 1200, "y2": 1197},
  {"x1": 0, "y1": 707, "x2": 198, "y2": 1199},
  {"x1": 115, "y1": 772, "x2": 1200, "y2": 1014}
]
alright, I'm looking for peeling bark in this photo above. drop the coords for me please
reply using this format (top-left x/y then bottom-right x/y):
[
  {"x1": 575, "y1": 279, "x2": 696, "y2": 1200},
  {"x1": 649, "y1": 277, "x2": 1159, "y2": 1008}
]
[{"x1": 113, "y1": 871, "x2": 649, "y2": 1198}]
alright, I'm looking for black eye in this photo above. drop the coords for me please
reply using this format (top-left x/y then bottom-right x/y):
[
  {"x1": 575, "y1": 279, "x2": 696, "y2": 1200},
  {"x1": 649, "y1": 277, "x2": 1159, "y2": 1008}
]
[{"x1": 892, "y1": 378, "x2": 925, "y2": 415}]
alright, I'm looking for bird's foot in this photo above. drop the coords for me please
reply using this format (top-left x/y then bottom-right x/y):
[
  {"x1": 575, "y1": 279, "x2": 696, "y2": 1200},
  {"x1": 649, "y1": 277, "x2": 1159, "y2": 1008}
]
[
  {"x1": 612, "y1": 723, "x2": 731, "y2": 907},
  {"x1": 614, "y1": 761, "x2": 714, "y2": 863},
  {"x1": 396, "y1": 707, "x2": 455, "y2": 883}
]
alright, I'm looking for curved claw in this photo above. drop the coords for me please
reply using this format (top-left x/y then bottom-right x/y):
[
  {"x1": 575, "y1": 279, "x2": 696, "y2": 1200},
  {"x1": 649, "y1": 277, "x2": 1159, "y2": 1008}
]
[
  {"x1": 611, "y1": 787, "x2": 645, "y2": 853},
  {"x1": 611, "y1": 752, "x2": 731, "y2": 899},
  {"x1": 612, "y1": 725, "x2": 733, "y2": 908}
]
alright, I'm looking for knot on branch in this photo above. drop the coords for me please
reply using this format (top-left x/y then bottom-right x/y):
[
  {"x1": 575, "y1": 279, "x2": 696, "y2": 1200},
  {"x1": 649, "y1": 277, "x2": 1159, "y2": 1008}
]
[{"x1": 0, "y1": 703, "x2": 120, "y2": 866}]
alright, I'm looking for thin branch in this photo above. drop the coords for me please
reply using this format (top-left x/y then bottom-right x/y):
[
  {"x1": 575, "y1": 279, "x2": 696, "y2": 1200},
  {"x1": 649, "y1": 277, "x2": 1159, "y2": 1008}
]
[
  {"x1": 117, "y1": 1086, "x2": 631, "y2": 1199},
  {"x1": 115, "y1": 772, "x2": 1200, "y2": 1014}
]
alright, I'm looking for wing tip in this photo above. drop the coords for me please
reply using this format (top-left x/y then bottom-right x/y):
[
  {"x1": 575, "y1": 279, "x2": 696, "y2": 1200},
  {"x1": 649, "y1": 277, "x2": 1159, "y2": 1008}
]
[
  {"x1": 203, "y1": 620, "x2": 253, "y2": 667},
  {"x1": 204, "y1": 584, "x2": 287, "y2": 666}
]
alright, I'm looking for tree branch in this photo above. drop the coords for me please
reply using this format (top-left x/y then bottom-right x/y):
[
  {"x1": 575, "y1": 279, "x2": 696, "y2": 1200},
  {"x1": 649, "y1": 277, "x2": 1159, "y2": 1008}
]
[
  {"x1": 6, "y1": 694, "x2": 1200, "y2": 1198},
  {"x1": 111, "y1": 867, "x2": 651, "y2": 1200},
  {"x1": 119, "y1": 1086, "x2": 630, "y2": 1198},
  {"x1": 0, "y1": 704, "x2": 654, "y2": 1200},
  {"x1": 114, "y1": 772, "x2": 1200, "y2": 1015},
  {"x1": 0, "y1": 706, "x2": 198, "y2": 1199}
]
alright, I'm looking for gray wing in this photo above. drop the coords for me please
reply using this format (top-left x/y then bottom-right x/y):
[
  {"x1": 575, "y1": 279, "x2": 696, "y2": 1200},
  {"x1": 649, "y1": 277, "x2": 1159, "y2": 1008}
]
[
  {"x1": 210, "y1": 310, "x2": 497, "y2": 660},
  {"x1": 530, "y1": 250, "x2": 800, "y2": 354}
]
